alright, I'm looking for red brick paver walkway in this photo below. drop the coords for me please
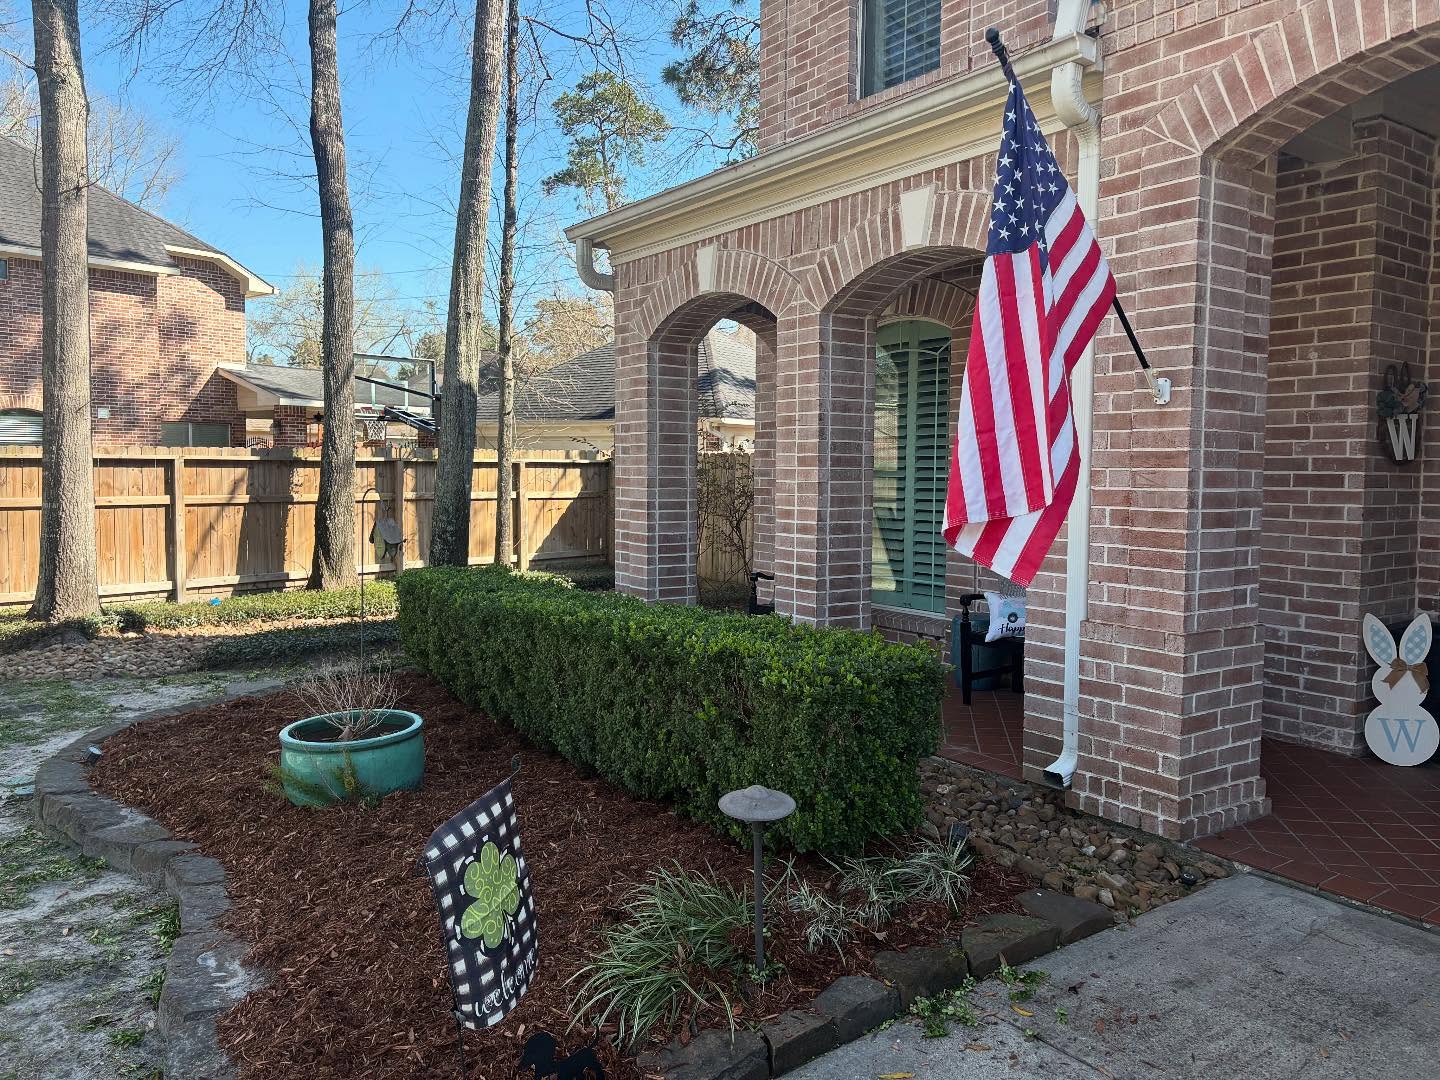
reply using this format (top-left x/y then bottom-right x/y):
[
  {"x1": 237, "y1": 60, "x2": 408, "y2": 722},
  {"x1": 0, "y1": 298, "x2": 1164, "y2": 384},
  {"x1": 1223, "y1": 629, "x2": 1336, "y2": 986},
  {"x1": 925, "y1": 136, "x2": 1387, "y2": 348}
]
[
  {"x1": 938, "y1": 686, "x2": 1025, "y2": 779},
  {"x1": 1195, "y1": 738, "x2": 1440, "y2": 926}
]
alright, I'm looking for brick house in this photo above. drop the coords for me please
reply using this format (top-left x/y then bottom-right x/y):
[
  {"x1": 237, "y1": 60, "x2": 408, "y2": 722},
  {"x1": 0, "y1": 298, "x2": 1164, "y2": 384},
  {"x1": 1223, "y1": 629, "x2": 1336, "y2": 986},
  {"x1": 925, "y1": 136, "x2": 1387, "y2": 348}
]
[
  {"x1": 565, "y1": 0, "x2": 1440, "y2": 841},
  {"x1": 0, "y1": 137, "x2": 273, "y2": 446}
]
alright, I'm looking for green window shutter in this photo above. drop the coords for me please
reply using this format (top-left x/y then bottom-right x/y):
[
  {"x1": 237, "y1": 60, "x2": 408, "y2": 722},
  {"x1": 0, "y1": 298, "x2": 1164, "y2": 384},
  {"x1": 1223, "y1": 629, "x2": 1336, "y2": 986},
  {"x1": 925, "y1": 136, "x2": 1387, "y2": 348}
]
[{"x1": 872, "y1": 320, "x2": 950, "y2": 614}]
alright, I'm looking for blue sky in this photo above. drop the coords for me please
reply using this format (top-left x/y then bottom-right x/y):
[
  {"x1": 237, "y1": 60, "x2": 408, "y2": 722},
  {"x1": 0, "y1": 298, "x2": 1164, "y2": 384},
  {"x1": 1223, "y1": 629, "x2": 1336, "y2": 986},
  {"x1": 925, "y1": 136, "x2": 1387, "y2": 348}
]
[{"x1": 70, "y1": 0, "x2": 740, "y2": 342}]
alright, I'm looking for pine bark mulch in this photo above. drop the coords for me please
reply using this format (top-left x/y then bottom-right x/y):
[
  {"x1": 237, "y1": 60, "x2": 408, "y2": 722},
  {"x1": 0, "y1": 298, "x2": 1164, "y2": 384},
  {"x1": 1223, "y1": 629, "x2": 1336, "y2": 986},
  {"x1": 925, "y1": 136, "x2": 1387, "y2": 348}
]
[{"x1": 91, "y1": 672, "x2": 1025, "y2": 1079}]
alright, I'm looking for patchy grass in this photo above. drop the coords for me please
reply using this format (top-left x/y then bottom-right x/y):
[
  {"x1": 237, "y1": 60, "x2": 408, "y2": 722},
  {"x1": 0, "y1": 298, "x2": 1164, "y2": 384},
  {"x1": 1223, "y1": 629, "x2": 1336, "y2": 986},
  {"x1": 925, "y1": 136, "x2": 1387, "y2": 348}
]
[
  {"x1": 113, "y1": 583, "x2": 397, "y2": 631},
  {"x1": 109, "y1": 1026, "x2": 146, "y2": 1049},
  {"x1": 0, "y1": 955, "x2": 99, "y2": 1008},
  {"x1": 0, "y1": 610, "x2": 104, "y2": 653},
  {"x1": 143, "y1": 903, "x2": 180, "y2": 953},
  {"x1": 0, "y1": 680, "x2": 114, "y2": 753},
  {"x1": 139, "y1": 968, "x2": 165, "y2": 1010},
  {"x1": 200, "y1": 619, "x2": 400, "y2": 668},
  {"x1": 0, "y1": 829, "x2": 107, "y2": 910}
]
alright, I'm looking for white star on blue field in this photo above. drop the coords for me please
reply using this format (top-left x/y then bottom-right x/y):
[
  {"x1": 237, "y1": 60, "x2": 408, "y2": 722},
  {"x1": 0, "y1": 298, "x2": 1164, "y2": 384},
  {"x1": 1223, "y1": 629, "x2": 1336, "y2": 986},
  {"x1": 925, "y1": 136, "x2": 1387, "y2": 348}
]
[{"x1": 988, "y1": 80, "x2": 1070, "y2": 270}]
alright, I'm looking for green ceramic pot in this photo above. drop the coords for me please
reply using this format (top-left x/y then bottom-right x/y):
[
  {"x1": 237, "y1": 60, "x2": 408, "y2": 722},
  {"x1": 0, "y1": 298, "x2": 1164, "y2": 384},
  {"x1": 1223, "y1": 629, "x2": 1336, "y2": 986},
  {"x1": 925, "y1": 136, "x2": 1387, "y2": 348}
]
[{"x1": 277, "y1": 710, "x2": 424, "y2": 807}]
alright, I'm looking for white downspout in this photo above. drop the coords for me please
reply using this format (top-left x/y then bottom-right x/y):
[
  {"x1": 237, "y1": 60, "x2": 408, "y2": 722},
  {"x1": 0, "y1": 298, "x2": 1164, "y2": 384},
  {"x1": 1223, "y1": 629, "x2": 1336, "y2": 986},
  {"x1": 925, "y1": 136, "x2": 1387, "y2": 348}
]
[
  {"x1": 573, "y1": 237, "x2": 616, "y2": 292},
  {"x1": 1044, "y1": 0, "x2": 1100, "y2": 788}
]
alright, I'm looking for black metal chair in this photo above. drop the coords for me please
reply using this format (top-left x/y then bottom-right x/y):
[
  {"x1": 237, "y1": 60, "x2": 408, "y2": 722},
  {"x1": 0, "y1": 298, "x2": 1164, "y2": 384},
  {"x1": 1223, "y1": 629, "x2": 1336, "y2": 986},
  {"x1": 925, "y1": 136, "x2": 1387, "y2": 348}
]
[
  {"x1": 951, "y1": 592, "x2": 1025, "y2": 705},
  {"x1": 747, "y1": 571, "x2": 776, "y2": 615}
]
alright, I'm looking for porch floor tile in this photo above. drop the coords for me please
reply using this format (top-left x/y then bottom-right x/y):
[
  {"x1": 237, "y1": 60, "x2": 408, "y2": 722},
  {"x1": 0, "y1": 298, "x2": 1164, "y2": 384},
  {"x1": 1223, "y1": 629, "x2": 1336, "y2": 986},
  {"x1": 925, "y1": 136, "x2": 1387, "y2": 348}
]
[
  {"x1": 1195, "y1": 737, "x2": 1440, "y2": 927},
  {"x1": 937, "y1": 686, "x2": 1024, "y2": 780}
]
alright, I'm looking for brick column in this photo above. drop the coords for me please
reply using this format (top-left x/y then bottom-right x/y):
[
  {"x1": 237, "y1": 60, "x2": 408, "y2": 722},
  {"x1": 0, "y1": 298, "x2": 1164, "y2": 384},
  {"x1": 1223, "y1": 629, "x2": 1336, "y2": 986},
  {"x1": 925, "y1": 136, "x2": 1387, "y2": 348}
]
[
  {"x1": 750, "y1": 326, "x2": 776, "y2": 579},
  {"x1": 611, "y1": 321, "x2": 699, "y2": 604},
  {"x1": 272, "y1": 406, "x2": 315, "y2": 448},
  {"x1": 771, "y1": 309, "x2": 871, "y2": 627},
  {"x1": 1069, "y1": 148, "x2": 1276, "y2": 840}
]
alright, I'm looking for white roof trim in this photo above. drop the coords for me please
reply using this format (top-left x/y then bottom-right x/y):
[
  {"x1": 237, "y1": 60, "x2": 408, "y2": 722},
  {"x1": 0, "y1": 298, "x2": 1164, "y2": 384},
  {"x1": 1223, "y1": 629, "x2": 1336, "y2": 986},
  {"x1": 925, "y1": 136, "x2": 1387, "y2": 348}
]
[
  {"x1": 164, "y1": 244, "x2": 275, "y2": 298},
  {"x1": 0, "y1": 242, "x2": 181, "y2": 278},
  {"x1": 564, "y1": 33, "x2": 1099, "y2": 263}
]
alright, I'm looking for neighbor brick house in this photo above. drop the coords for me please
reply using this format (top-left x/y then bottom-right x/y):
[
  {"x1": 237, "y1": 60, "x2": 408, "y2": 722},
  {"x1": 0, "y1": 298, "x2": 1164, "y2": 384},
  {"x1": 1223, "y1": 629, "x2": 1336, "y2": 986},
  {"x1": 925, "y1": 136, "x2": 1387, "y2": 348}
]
[
  {"x1": 566, "y1": 0, "x2": 1440, "y2": 841},
  {"x1": 0, "y1": 137, "x2": 273, "y2": 446}
]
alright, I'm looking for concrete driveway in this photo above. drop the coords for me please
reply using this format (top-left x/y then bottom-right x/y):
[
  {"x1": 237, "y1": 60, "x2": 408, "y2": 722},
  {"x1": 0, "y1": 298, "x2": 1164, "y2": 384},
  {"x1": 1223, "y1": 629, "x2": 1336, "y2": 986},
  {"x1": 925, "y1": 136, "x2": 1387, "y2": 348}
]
[{"x1": 790, "y1": 873, "x2": 1440, "y2": 1080}]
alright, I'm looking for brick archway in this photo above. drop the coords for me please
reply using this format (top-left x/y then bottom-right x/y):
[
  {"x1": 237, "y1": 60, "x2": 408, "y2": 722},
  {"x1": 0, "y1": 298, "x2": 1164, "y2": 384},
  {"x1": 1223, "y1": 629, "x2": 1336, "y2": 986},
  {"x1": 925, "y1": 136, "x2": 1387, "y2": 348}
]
[
  {"x1": 1141, "y1": 0, "x2": 1440, "y2": 167},
  {"x1": 613, "y1": 255, "x2": 789, "y2": 606},
  {"x1": 1071, "y1": 0, "x2": 1440, "y2": 840},
  {"x1": 803, "y1": 187, "x2": 990, "y2": 313},
  {"x1": 634, "y1": 245, "x2": 807, "y2": 343},
  {"x1": 881, "y1": 278, "x2": 977, "y2": 332}
]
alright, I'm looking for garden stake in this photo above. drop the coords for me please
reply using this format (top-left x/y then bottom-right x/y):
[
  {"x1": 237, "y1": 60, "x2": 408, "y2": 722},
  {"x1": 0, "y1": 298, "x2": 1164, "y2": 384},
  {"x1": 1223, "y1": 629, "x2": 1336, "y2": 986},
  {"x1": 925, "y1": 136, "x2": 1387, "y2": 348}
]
[{"x1": 717, "y1": 785, "x2": 796, "y2": 978}]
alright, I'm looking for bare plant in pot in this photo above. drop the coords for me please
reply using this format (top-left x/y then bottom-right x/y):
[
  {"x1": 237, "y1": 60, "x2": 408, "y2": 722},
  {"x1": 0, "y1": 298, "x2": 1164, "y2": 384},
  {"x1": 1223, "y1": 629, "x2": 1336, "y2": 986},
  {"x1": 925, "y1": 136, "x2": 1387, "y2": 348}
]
[{"x1": 276, "y1": 661, "x2": 424, "y2": 807}]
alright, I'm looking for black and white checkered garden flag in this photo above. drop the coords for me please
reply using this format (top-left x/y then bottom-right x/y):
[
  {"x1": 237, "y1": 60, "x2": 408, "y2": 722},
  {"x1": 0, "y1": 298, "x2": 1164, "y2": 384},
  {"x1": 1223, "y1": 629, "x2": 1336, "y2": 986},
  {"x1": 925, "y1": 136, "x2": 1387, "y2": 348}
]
[{"x1": 422, "y1": 776, "x2": 537, "y2": 1029}]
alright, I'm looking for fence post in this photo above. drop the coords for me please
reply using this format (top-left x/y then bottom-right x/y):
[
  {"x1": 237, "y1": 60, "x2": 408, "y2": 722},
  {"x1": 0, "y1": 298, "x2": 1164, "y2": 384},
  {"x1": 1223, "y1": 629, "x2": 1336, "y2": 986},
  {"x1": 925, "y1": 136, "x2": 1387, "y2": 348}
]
[
  {"x1": 169, "y1": 453, "x2": 188, "y2": 602},
  {"x1": 515, "y1": 458, "x2": 529, "y2": 570},
  {"x1": 391, "y1": 454, "x2": 406, "y2": 577}
]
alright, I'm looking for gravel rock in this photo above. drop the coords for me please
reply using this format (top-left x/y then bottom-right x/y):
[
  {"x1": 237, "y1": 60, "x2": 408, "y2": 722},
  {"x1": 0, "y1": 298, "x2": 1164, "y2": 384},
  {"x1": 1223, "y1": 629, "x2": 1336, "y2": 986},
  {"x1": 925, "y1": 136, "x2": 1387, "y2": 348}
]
[{"x1": 920, "y1": 759, "x2": 1230, "y2": 926}]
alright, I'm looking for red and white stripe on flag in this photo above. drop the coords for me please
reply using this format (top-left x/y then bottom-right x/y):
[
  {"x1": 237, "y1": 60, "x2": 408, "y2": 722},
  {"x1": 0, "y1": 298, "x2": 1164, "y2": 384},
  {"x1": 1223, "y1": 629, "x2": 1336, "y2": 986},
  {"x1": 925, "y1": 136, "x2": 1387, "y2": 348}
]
[{"x1": 942, "y1": 78, "x2": 1116, "y2": 588}]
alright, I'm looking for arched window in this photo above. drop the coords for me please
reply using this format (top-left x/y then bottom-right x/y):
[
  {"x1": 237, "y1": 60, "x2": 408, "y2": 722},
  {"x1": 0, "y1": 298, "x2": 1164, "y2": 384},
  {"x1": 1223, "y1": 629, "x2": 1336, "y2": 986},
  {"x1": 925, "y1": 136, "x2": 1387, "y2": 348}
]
[
  {"x1": 872, "y1": 319, "x2": 949, "y2": 613},
  {"x1": 0, "y1": 408, "x2": 42, "y2": 445}
]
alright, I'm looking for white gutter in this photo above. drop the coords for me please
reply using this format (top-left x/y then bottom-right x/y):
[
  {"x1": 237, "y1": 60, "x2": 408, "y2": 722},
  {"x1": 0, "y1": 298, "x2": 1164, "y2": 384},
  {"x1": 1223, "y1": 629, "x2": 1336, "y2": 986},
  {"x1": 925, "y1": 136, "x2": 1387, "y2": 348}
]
[
  {"x1": 164, "y1": 245, "x2": 275, "y2": 298},
  {"x1": 1045, "y1": 0, "x2": 1101, "y2": 788},
  {"x1": 0, "y1": 242, "x2": 179, "y2": 278}
]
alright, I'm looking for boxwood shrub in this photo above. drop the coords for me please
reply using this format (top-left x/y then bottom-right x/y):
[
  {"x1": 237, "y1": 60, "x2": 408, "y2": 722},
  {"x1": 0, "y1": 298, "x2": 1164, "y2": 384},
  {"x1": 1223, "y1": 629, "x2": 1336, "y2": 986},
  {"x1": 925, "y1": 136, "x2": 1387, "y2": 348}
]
[{"x1": 397, "y1": 565, "x2": 945, "y2": 853}]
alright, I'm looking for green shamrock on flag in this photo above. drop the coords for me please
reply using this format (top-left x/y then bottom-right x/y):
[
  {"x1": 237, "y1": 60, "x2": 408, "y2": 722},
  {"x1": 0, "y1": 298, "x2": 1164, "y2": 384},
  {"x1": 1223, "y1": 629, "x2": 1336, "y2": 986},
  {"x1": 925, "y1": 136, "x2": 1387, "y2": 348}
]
[{"x1": 459, "y1": 841, "x2": 521, "y2": 950}]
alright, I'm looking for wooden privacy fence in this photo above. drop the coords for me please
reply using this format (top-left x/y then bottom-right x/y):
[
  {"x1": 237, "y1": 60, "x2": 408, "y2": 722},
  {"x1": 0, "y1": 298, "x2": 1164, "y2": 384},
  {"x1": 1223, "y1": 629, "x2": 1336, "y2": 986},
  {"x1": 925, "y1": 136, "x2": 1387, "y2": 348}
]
[{"x1": 0, "y1": 447, "x2": 612, "y2": 604}]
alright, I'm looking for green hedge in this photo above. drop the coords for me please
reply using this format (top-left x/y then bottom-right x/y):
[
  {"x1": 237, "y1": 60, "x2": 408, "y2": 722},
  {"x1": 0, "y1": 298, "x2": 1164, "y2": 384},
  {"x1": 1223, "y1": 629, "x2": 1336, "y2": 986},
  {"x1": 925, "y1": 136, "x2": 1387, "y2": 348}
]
[
  {"x1": 397, "y1": 566, "x2": 945, "y2": 853},
  {"x1": 114, "y1": 583, "x2": 397, "y2": 631}
]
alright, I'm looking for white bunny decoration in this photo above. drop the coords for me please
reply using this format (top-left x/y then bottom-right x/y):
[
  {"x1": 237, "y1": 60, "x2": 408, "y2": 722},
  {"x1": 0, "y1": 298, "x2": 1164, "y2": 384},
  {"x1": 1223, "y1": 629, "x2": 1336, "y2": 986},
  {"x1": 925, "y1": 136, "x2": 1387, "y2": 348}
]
[{"x1": 1362, "y1": 613, "x2": 1438, "y2": 766}]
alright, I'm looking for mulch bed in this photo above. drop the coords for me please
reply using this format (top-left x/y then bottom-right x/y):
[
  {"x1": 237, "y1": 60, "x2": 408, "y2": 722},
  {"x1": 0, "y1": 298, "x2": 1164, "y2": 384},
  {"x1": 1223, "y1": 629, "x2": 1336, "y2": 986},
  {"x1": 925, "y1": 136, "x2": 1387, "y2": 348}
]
[{"x1": 91, "y1": 673, "x2": 1025, "y2": 1079}]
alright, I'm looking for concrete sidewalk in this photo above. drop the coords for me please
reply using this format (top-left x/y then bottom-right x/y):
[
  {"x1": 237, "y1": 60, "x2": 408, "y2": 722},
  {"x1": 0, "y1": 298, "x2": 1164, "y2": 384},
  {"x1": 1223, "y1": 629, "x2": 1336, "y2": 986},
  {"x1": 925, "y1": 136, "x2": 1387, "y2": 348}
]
[{"x1": 789, "y1": 874, "x2": 1440, "y2": 1080}]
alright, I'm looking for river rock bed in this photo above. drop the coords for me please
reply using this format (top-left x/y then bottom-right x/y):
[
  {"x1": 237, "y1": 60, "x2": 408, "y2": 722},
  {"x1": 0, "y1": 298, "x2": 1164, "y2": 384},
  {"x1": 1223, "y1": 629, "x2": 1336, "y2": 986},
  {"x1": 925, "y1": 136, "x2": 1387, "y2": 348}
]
[{"x1": 920, "y1": 758, "x2": 1231, "y2": 920}]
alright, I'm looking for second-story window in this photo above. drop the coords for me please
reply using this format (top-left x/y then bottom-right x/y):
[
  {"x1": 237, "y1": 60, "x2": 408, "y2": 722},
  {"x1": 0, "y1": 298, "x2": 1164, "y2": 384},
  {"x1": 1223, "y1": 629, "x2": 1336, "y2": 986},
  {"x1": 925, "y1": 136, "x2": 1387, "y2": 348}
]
[{"x1": 861, "y1": 0, "x2": 942, "y2": 97}]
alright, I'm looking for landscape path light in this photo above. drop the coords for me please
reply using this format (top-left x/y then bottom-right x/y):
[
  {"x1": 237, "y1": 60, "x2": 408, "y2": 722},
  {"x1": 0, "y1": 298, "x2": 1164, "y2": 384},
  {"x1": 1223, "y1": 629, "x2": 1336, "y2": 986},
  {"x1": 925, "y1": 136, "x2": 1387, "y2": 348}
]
[{"x1": 718, "y1": 784, "x2": 795, "y2": 977}]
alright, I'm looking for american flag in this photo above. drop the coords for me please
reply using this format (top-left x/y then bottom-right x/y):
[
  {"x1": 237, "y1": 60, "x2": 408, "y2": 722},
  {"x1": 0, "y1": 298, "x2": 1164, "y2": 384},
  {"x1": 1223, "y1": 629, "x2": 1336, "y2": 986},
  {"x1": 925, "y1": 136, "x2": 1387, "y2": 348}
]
[{"x1": 942, "y1": 76, "x2": 1116, "y2": 587}]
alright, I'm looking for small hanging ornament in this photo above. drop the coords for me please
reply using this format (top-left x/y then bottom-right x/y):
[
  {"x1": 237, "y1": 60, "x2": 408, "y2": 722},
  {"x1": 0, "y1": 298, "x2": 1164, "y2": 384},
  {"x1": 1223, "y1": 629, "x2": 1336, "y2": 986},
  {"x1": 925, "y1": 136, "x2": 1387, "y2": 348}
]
[
  {"x1": 370, "y1": 515, "x2": 403, "y2": 563},
  {"x1": 1376, "y1": 362, "x2": 1427, "y2": 463}
]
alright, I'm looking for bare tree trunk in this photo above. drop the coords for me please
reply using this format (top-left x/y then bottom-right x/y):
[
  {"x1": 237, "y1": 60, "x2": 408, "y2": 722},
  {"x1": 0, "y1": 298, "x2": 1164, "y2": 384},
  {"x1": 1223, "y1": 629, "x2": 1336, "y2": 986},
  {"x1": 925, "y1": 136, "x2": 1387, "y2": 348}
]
[
  {"x1": 29, "y1": 0, "x2": 98, "y2": 621},
  {"x1": 493, "y1": 0, "x2": 520, "y2": 568},
  {"x1": 307, "y1": 0, "x2": 356, "y2": 589},
  {"x1": 430, "y1": 0, "x2": 505, "y2": 567}
]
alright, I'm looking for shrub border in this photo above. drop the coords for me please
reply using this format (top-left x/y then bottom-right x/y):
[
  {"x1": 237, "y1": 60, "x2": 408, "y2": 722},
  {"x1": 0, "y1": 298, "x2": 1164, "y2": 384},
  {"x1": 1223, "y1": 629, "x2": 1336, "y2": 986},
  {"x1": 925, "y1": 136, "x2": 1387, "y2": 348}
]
[{"x1": 31, "y1": 705, "x2": 262, "y2": 1080}]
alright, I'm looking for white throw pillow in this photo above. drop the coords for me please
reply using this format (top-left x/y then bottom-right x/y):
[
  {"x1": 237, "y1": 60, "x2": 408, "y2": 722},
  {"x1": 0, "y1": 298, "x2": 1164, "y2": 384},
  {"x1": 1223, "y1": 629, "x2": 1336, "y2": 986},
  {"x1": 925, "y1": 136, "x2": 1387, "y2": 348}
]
[{"x1": 983, "y1": 592, "x2": 1026, "y2": 642}]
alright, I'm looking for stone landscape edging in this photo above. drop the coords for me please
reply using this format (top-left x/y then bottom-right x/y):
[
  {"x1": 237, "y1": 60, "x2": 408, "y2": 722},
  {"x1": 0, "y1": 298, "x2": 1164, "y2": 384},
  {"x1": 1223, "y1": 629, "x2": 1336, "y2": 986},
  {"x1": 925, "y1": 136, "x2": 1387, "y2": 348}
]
[
  {"x1": 637, "y1": 887, "x2": 1115, "y2": 1079},
  {"x1": 31, "y1": 711, "x2": 258, "y2": 1080}
]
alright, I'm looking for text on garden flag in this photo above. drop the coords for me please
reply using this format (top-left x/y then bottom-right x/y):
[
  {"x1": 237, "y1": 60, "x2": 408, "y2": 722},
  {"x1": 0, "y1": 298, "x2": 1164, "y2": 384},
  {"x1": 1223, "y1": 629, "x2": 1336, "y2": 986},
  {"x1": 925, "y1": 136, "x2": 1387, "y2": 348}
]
[
  {"x1": 942, "y1": 75, "x2": 1116, "y2": 587},
  {"x1": 422, "y1": 776, "x2": 537, "y2": 1029}
]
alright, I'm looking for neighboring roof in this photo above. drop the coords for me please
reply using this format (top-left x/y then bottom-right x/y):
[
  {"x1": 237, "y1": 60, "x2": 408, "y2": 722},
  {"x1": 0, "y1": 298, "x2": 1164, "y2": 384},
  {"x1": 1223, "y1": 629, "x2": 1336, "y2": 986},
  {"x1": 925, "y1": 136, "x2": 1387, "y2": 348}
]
[
  {"x1": 0, "y1": 137, "x2": 273, "y2": 296},
  {"x1": 475, "y1": 331, "x2": 757, "y2": 424},
  {"x1": 220, "y1": 359, "x2": 435, "y2": 412},
  {"x1": 221, "y1": 332, "x2": 759, "y2": 425},
  {"x1": 696, "y1": 332, "x2": 757, "y2": 421}
]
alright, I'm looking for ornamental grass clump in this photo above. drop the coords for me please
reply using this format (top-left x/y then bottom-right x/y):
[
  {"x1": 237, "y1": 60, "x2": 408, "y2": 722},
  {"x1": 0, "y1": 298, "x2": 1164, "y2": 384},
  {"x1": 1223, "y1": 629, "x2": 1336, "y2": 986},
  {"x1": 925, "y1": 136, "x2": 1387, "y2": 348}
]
[{"x1": 570, "y1": 865, "x2": 751, "y2": 1048}]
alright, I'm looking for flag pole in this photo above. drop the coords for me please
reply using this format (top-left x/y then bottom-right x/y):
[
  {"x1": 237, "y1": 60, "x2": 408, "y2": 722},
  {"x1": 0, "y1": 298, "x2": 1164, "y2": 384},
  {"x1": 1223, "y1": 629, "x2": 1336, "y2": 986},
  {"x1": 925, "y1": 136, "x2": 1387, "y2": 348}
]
[{"x1": 984, "y1": 27, "x2": 1164, "y2": 402}]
